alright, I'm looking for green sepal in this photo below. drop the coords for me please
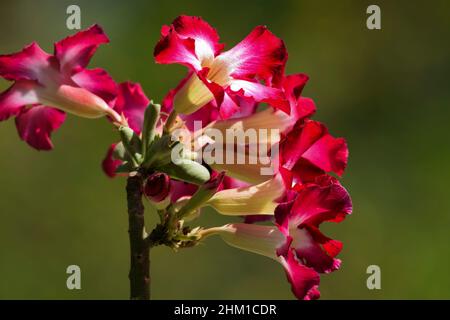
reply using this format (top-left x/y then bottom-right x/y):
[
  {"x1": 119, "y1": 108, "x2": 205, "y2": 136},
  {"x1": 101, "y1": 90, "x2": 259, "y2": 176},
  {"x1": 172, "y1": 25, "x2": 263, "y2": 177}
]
[
  {"x1": 176, "y1": 172, "x2": 224, "y2": 218},
  {"x1": 115, "y1": 162, "x2": 134, "y2": 174},
  {"x1": 143, "y1": 135, "x2": 179, "y2": 168},
  {"x1": 112, "y1": 142, "x2": 127, "y2": 160},
  {"x1": 119, "y1": 126, "x2": 142, "y2": 165},
  {"x1": 142, "y1": 102, "x2": 161, "y2": 159}
]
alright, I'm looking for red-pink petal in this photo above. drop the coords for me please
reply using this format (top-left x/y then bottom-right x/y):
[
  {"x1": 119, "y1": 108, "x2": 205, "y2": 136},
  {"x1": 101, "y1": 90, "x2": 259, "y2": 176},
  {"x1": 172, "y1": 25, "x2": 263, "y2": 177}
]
[
  {"x1": 196, "y1": 67, "x2": 225, "y2": 106},
  {"x1": 229, "y1": 79, "x2": 289, "y2": 113},
  {"x1": 227, "y1": 95, "x2": 258, "y2": 118},
  {"x1": 0, "y1": 42, "x2": 52, "y2": 82},
  {"x1": 182, "y1": 102, "x2": 220, "y2": 130},
  {"x1": 154, "y1": 27, "x2": 201, "y2": 70},
  {"x1": 281, "y1": 120, "x2": 348, "y2": 177},
  {"x1": 216, "y1": 90, "x2": 258, "y2": 120},
  {"x1": 221, "y1": 175, "x2": 249, "y2": 190},
  {"x1": 155, "y1": 16, "x2": 224, "y2": 70},
  {"x1": 292, "y1": 226, "x2": 342, "y2": 273},
  {"x1": 219, "y1": 91, "x2": 240, "y2": 119},
  {"x1": 15, "y1": 105, "x2": 65, "y2": 150},
  {"x1": 219, "y1": 26, "x2": 287, "y2": 83},
  {"x1": 113, "y1": 82, "x2": 149, "y2": 133},
  {"x1": 275, "y1": 177, "x2": 351, "y2": 235},
  {"x1": 243, "y1": 215, "x2": 273, "y2": 224},
  {"x1": 294, "y1": 97, "x2": 316, "y2": 121},
  {"x1": 170, "y1": 180, "x2": 198, "y2": 202},
  {"x1": 71, "y1": 68, "x2": 118, "y2": 105},
  {"x1": 171, "y1": 16, "x2": 224, "y2": 60},
  {"x1": 54, "y1": 24, "x2": 109, "y2": 75},
  {"x1": 289, "y1": 178, "x2": 352, "y2": 227},
  {"x1": 290, "y1": 158, "x2": 326, "y2": 184},
  {"x1": 302, "y1": 134, "x2": 348, "y2": 176},
  {"x1": 102, "y1": 143, "x2": 122, "y2": 178},
  {"x1": 306, "y1": 224, "x2": 343, "y2": 258},
  {"x1": 282, "y1": 74, "x2": 309, "y2": 107},
  {"x1": 274, "y1": 200, "x2": 295, "y2": 236},
  {"x1": 281, "y1": 120, "x2": 325, "y2": 170},
  {"x1": 280, "y1": 250, "x2": 320, "y2": 300},
  {"x1": 0, "y1": 81, "x2": 39, "y2": 121}
]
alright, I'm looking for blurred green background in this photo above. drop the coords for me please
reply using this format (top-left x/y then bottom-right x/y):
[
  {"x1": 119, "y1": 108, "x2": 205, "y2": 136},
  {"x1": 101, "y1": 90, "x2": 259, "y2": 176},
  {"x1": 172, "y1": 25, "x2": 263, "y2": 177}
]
[{"x1": 1, "y1": 0, "x2": 449, "y2": 299}]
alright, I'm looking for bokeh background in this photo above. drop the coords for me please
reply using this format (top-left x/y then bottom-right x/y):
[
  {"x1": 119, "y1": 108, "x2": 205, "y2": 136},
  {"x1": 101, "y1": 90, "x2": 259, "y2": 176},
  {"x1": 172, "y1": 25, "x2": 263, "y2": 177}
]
[{"x1": 0, "y1": 0, "x2": 449, "y2": 299}]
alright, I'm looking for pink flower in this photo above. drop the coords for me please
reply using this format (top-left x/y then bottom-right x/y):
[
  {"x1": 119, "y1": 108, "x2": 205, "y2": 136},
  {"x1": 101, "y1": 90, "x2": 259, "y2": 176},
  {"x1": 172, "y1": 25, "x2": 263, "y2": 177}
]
[
  {"x1": 154, "y1": 16, "x2": 288, "y2": 117},
  {"x1": 155, "y1": 73, "x2": 318, "y2": 216},
  {"x1": 0, "y1": 25, "x2": 120, "y2": 150},
  {"x1": 204, "y1": 175, "x2": 352, "y2": 300},
  {"x1": 181, "y1": 72, "x2": 316, "y2": 185},
  {"x1": 275, "y1": 176, "x2": 352, "y2": 273}
]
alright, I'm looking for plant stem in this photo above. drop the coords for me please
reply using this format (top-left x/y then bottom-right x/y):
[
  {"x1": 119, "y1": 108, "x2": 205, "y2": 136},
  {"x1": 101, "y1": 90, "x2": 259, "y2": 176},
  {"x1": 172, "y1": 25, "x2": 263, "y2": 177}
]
[{"x1": 126, "y1": 173, "x2": 150, "y2": 300}]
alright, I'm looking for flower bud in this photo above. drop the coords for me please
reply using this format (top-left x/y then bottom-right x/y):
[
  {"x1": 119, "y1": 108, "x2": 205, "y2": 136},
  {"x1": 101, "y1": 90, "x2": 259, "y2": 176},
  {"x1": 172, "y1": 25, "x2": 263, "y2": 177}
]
[{"x1": 144, "y1": 172, "x2": 171, "y2": 203}]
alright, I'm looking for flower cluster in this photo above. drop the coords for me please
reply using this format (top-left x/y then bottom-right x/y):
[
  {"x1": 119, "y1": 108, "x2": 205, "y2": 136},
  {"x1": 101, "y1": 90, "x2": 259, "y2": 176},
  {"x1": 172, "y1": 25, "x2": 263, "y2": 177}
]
[
  {"x1": 0, "y1": 16, "x2": 352, "y2": 300},
  {"x1": 150, "y1": 16, "x2": 352, "y2": 300}
]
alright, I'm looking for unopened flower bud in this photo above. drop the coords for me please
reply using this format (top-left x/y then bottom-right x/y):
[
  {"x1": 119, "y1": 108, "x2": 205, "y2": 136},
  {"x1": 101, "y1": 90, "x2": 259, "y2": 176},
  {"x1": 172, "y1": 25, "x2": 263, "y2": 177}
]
[{"x1": 144, "y1": 172, "x2": 171, "y2": 203}]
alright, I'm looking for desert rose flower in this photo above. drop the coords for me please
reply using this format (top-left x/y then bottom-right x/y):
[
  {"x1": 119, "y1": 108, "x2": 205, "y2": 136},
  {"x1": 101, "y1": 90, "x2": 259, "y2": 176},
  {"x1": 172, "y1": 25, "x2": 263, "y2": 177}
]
[
  {"x1": 179, "y1": 72, "x2": 316, "y2": 185},
  {"x1": 155, "y1": 75, "x2": 320, "y2": 216},
  {"x1": 274, "y1": 176, "x2": 352, "y2": 273},
  {"x1": 200, "y1": 176, "x2": 352, "y2": 300},
  {"x1": 202, "y1": 223, "x2": 320, "y2": 300},
  {"x1": 154, "y1": 15, "x2": 289, "y2": 117},
  {"x1": 0, "y1": 25, "x2": 121, "y2": 150}
]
